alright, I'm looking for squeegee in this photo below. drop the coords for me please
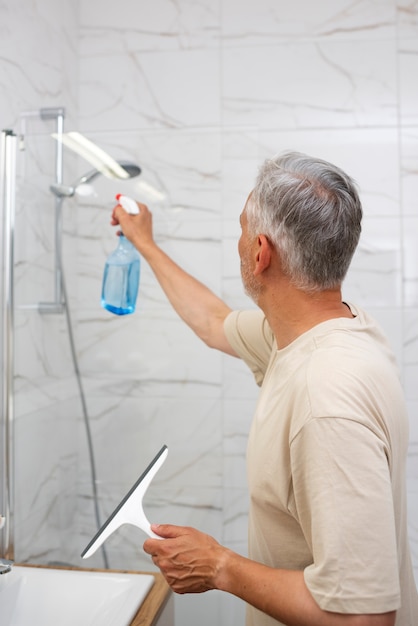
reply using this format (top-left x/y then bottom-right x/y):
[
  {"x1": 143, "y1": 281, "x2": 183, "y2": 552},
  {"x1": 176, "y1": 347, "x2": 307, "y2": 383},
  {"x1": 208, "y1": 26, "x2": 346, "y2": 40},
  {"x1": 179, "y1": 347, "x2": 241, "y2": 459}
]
[{"x1": 81, "y1": 445, "x2": 168, "y2": 559}]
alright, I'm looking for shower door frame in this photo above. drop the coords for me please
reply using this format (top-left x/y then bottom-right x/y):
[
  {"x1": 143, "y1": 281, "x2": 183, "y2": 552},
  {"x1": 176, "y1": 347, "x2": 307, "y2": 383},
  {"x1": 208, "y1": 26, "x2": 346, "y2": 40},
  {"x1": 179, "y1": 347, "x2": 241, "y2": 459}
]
[{"x1": 0, "y1": 129, "x2": 17, "y2": 560}]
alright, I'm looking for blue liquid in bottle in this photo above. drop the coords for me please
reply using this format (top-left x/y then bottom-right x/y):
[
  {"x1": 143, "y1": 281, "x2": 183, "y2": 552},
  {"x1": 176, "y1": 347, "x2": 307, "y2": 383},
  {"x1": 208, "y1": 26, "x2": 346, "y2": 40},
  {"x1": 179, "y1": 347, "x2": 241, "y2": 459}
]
[{"x1": 101, "y1": 235, "x2": 140, "y2": 315}]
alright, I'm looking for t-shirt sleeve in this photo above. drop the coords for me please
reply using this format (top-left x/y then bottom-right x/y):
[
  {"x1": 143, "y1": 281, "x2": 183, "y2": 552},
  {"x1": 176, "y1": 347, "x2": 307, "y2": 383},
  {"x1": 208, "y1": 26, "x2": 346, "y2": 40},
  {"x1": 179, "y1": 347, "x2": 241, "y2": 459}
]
[
  {"x1": 224, "y1": 309, "x2": 275, "y2": 386},
  {"x1": 291, "y1": 417, "x2": 401, "y2": 614}
]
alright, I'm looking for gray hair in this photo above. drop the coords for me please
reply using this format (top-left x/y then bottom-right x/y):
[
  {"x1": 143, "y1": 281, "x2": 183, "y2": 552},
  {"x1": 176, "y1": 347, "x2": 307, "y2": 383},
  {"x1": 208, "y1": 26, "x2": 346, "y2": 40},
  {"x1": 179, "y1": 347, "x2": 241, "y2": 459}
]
[{"x1": 246, "y1": 151, "x2": 362, "y2": 292}]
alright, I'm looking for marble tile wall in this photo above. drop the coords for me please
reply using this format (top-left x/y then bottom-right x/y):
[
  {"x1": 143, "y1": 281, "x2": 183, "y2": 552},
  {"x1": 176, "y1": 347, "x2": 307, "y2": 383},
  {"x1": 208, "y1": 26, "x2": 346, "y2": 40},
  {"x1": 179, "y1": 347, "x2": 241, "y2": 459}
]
[{"x1": 0, "y1": 1, "x2": 417, "y2": 626}]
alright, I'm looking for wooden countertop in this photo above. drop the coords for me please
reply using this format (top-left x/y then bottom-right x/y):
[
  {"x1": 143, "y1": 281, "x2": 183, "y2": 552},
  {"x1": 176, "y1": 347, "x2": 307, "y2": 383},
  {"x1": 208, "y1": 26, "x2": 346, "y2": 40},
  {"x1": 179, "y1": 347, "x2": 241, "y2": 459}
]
[{"x1": 16, "y1": 563, "x2": 172, "y2": 626}]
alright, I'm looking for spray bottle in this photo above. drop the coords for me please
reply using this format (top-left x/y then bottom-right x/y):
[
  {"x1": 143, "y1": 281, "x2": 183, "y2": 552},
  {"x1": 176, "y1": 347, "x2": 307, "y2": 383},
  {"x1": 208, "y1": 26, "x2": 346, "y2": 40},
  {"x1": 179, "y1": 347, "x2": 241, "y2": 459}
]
[{"x1": 101, "y1": 194, "x2": 141, "y2": 315}]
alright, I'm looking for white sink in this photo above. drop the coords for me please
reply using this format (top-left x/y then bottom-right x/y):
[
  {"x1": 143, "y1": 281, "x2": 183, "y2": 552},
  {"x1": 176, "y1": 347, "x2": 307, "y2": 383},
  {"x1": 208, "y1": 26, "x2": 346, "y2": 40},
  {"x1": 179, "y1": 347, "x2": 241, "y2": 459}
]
[{"x1": 0, "y1": 565, "x2": 155, "y2": 626}]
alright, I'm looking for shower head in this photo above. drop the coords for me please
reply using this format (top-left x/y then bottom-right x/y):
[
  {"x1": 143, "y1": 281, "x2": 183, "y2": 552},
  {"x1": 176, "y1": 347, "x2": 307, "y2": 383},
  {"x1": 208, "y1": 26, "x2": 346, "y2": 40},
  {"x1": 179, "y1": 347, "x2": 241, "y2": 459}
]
[
  {"x1": 50, "y1": 161, "x2": 142, "y2": 198},
  {"x1": 77, "y1": 161, "x2": 142, "y2": 186}
]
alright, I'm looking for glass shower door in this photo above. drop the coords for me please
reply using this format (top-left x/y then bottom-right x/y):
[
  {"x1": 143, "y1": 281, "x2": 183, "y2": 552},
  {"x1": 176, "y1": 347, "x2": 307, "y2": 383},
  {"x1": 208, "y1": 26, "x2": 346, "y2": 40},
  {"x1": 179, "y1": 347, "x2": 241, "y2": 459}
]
[{"x1": 0, "y1": 115, "x2": 80, "y2": 566}]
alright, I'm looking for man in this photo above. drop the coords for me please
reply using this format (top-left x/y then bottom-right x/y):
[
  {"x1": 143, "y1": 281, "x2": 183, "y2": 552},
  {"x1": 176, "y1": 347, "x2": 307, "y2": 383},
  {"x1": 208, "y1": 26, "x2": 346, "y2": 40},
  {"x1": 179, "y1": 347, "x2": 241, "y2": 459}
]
[{"x1": 112, "y1": 152, "x2": 418, "y2": 626}]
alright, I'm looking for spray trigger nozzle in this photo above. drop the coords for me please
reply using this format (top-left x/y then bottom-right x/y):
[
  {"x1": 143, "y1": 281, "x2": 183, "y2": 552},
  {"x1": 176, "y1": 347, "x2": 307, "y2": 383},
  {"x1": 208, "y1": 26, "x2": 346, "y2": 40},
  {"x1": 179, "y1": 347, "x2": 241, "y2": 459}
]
[{"x1": 116, "y1": 194, "x2": 139, "y2": 215}]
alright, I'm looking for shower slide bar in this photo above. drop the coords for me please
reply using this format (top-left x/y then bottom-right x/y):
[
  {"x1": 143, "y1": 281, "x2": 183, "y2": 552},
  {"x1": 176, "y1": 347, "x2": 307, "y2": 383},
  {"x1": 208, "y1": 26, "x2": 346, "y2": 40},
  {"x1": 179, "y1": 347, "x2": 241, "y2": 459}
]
[
  {"x1": 19, "y1": 107, "x2": 66, "y2": 314},
  {"x1": 41, "y1": 107, "x2": 66, "y2": 314}
]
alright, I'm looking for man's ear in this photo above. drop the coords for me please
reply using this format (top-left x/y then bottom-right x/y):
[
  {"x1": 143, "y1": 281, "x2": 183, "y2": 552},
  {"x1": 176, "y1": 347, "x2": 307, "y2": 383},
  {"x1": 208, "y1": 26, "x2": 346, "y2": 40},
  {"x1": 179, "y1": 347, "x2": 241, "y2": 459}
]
[{"x1": 254, "y1": 234, "x2": 272, "y2": 276}]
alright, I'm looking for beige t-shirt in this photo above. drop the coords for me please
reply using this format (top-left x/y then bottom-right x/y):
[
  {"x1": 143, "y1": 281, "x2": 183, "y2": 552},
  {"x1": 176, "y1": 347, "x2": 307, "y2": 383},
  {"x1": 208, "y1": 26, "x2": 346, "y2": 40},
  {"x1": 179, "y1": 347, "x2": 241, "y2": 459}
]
[{"x1": 224, "y1": 304, "x2": 418, "y2": 626}]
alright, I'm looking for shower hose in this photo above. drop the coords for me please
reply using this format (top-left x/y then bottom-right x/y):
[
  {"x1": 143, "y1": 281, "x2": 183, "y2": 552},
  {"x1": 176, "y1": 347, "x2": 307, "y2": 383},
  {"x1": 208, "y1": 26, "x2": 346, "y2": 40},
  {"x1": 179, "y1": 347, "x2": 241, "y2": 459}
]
[{"x1": 60, "y1": 255, "x2": 110, "y2": 569}]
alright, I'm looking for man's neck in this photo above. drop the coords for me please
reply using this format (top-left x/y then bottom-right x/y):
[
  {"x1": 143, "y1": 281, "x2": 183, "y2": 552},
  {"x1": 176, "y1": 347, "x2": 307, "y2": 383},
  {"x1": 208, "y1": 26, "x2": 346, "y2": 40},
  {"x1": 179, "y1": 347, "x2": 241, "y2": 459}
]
[{"x1": 260, "y1": 283, "x2": 354, "y2": 350}]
